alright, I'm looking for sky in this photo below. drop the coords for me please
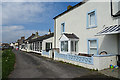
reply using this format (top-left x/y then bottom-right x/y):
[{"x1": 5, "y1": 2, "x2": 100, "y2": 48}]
[{"x1": 1, "y1": 1, "x2": 80, "y2": 43}]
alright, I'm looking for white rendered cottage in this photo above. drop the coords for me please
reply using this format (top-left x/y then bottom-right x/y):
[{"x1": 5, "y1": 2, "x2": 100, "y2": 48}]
[
  {"x1": 28, "y1": 32, "x2": 54, "y2": 54},
  {"x1": 53, "y1": 0, "x2": 120, "y2": 70}
]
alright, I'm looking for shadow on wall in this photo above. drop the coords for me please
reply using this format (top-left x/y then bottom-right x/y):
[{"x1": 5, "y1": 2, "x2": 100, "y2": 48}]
[
  {"x1": 119, "y1": 17, "x2": 120, "y2": 25},
  {"x1": 99, "y1": 34, "x2": 118, "y2": 55}
]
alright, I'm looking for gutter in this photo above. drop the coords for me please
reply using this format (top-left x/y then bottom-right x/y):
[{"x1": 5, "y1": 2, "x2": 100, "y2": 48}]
[{"x1": 111, "y1": 0, "x2": 120, "y2": 17}]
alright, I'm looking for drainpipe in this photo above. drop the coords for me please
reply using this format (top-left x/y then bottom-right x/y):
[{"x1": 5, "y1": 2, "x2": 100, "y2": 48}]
[{"x1": 111, "y1": 0, "x2": 120, "y2": 17}]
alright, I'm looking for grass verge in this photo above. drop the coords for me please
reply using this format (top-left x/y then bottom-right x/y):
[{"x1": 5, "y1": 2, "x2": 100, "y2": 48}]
[
  {"x1": 2, "y1": 49, "x2": 15, "y2": 79},
  {"x1": 0, "y1": 50, "x2": 2, "y2": 79}
]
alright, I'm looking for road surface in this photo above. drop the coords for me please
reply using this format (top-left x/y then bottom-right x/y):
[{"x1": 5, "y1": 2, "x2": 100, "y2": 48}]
[{"x1": 9, "y1": 49, "x2": 116, "y2": 79}]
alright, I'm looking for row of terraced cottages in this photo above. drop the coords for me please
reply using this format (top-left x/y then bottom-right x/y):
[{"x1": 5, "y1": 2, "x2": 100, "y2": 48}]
[
  {"x1": 18, "y1": 30, "x2": 54, "y2": 54},
  {"x1": 18, "y1": 0, "x2": 120, "y2": 70}
]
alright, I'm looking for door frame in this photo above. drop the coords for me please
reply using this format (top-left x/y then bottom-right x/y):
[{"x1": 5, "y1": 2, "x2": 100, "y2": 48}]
[{"x1": 118, "y1": 33, "x2": 120, "y2": 66}]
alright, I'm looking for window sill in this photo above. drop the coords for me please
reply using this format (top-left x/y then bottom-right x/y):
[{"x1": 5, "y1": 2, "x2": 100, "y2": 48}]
[
  {"x1": 61, "y1": 51, "x2": 68, "y2": 53},
  {"x1": 93, "y1": 54, "x2": 117, "y2": 57},
  {"x1": 87, "y1": 25, "x2": 97, "y2": 29}
]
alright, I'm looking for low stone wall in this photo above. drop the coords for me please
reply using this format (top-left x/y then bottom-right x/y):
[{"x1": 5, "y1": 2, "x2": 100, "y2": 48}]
[
  {"x1": 42, "y1": 51, "x2": 50, "y2": 58},
  {"x1": 93, "y1": 55, "x2": 117, "y2": 70},
  {"x1": 40, "y1": 50, "x2": 117, "y2": 70},
  {"x1": 54, "y1": 51, "x2": 117, "y2": 70}
]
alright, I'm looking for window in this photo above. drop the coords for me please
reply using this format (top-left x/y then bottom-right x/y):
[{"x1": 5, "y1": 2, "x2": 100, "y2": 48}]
[
  {"x1": 71, "y1": 41, "x2": 78, "y2": 52},
  {"x1": 61, "y1": 41, "x2": 68, "y2": 52},
  {"x1": 40, "y1": 42, "x2": 42, "y2": 52},
  {"x1": 35, "y1": 42, "x2": 37, "y2": 51},
  {"x1": 32, "y1": 43, "x2": 34, "y2": 50},
  {"x1": 46, "y1": 42, "x2": 52, "y2": 51},
  {"x1": 30, "y1": 43, "x2": 32, "y2": 50},
  {"x1": 87, "y1": 10, "x2": 97, "y2": 28},
  {"x1": 88, "y1": 39, "x2": 98, "y2": 55},
  {"x1": 61, "y1": 23, "x2": 65, "y2": 33},
  {"x1": 71, "y1": 41, "x2": 74, "y2": 51}
]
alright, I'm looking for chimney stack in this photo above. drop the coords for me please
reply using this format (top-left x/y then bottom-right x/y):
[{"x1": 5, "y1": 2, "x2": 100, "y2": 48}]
[
  {"x1": 67, "y1": 5, "x2": 72, "y2": 10},
  {"x1": 21, "y1": 36, "x2": 25, "y2": 40},
  {"x1": 32, "y1": 33, "x2": 34, "y2": 36},
  {"x1": 48, "y1": 29, "x2": 51, "y2": 34},
  {"x1": 36, "y1": 32, "x2": 38, "y2": 36}
]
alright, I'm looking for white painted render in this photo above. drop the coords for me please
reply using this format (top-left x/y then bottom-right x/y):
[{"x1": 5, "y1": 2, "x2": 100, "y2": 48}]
[
  {"x1": 10, "y1": 43, "x2": 16, "y2": 48},
  {"x1": 112, "y1": 0, "x2": 120, "y2": 15},
  {"x1": 54, "y1": 1, "x2": 120, "y2": 55},
  {"x1": 54, "y1": 55, "x2": 117, "y2": 70}
]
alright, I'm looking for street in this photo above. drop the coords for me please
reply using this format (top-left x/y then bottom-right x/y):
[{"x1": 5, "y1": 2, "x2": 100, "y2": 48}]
[{"x1": 9, "y1": 50, "x2": 116, "y2": 79}]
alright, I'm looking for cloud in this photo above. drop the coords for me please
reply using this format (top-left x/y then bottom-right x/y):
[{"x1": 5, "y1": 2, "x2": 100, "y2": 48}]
[
  {"x1": 2, "y1": 0, "x2": 119, "y2": 2},
  {"x1": 2, "y1": 2, "x2": 46, "y2": 25},
  {"x1": 2, "y1": 25, "x2": 48, "y2": 43},
  {"x1": 2, "y1": 0, "x2": 82, "y2": 2},
  {"x1": 2, "y1": 25, "x2": 24, "y2": 32}
]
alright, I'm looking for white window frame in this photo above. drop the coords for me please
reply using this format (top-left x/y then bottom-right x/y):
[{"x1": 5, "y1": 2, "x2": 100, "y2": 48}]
[
  {"x1": 87, "y1": 9, "x2": 97, "y2": 29},
  {"x1": 88, "y1": 39, "x2": 98, "y2": 55},
  {"x1": 71, "y1": 40, "x2": 78, "y2": 53},
  {"x1": 61, "y1": 23, "x2": 65, "y2": 34},
  {"x1": 61, "y1": 41, "x2": 68, "y2": 52}
]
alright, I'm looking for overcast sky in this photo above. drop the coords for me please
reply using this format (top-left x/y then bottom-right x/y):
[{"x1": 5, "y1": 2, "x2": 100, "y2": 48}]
[{"x1": 1, "y1": 1, "x2": 80, "y2": 43}]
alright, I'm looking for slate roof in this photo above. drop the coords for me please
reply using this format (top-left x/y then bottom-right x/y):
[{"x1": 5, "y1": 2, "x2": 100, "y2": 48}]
[
  {"x1": 2, "y1": 43, "x2": 10, "y2": 46},
  {"x1": 53, "y1": 0, "x2": 88, "y2": 19},
  {"x1": 26, "y1": 34, "x2": 35, "y2": 41},
  {"x1": 96, "y1": 25, "x2": 120, "y2": 35},
  {"x1": 115, "y1": 11, "x2": 120, "y2": 16},
  {"x1": 61, "y1": 33, "x2": 79, "y2": 39},
  {"x1": 29, "y1": 33, "x2": 54, "y2": 43}
]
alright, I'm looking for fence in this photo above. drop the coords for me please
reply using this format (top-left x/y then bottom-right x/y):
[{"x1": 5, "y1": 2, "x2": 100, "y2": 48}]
[{"x1": 55, "y1": 51, "x2": 93, "y2": 65}]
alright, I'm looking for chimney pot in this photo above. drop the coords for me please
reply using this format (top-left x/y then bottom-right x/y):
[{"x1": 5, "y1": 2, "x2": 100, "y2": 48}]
[
  {"x1": 67, "y1": 5, "x2": 72, "y2": 10},
  {"x1": 48, "y1": 29, "x2": 51, "y2": 34}
]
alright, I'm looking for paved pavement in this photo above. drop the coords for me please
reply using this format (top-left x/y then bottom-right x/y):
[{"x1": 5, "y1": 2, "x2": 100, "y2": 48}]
[
  {"x1": 99, "y1": 68, "x2": 120, "y2": 79},
  {"x1": 0, "y1": 49, "x2": 2, "y2": 79},
  {"x1": 9, "y1": 49, "x2": 118, "y2": 79}
]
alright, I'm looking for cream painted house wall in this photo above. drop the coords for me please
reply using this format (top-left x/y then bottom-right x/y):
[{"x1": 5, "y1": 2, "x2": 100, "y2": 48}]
[{"x1": 55, "y1": 1, "x2": 120, "y2": 55}]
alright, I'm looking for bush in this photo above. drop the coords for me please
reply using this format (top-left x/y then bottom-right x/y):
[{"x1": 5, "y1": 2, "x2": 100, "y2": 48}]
[{"x1": 2, "y1": 49, "x2": 15, "y2": 79}]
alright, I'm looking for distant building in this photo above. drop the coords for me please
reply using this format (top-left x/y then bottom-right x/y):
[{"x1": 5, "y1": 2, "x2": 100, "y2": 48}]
[
  {"x1": 1, "y1": 43, "x2": 10, "y2": 47},
  {"x1": 17, "y1": 36, "x2": 25, "y2": 50},
  {"x1": 10, "y1": 42, "x2": 15, "y2": 48}
]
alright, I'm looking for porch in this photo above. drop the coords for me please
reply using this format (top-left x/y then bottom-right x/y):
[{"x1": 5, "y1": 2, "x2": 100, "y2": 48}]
[{"x1": 96, "y1": 25, "x2": 120, "y2": 67}]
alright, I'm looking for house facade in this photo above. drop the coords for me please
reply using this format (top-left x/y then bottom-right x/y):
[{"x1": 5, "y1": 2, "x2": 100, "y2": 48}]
[
  {"x1": 23, "y1": 33, "x2": 36, "y2": 52},
  {"x1": 54, "y1": 0, "x2": 120, "y2": 55},
  {"x1": 18, "y1": 36, "x2": 25, "y2": 50},
  {"x1": 28, "y1": 31, "x2": 54, "y2": 54},
  {"x1": 18, "y1": 32, "x2": 39, "y2": 52},
  {"x1": 53, "y1": 0, "x2": 120, "y2": 70}
]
